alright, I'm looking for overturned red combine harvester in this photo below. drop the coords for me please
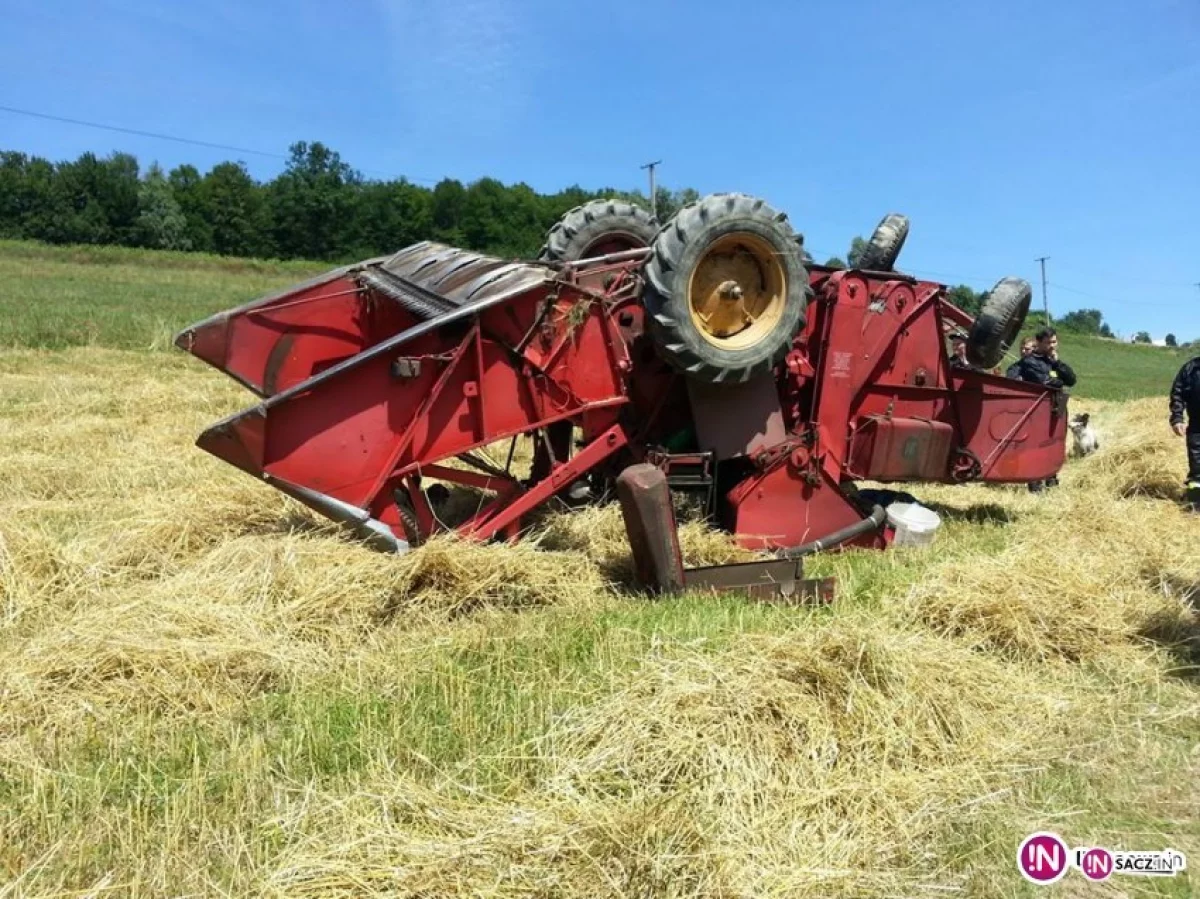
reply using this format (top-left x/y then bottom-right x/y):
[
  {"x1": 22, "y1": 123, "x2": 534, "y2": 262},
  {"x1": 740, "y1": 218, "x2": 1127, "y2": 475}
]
[{"x1": 177, "y1": 194, "x2": 1067, "y2": 595}]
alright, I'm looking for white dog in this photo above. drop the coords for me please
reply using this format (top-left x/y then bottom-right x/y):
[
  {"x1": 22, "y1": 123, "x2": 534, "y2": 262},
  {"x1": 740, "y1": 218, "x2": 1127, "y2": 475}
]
[{"x1": 1069, "y1": 413, "x2": 1099, "y2": 458}]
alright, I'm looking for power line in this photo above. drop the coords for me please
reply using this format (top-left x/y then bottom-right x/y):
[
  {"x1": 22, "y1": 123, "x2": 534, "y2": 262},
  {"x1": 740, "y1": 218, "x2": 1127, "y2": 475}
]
[
  {"x1": 1047, "y1": 281, "x2": 1192, "y2": 308},
  {"x1": 0, "y1": 103, "x2": 443, "y2": 184},
  {"x1": 0, "y1": 103, "x2": 286, "y2": 160}
]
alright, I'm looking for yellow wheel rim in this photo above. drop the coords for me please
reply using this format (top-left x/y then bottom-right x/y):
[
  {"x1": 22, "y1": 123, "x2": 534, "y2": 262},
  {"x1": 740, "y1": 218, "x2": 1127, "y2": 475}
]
[{"x1": 686, "y1": 233, "x2": 787, "y2": 349}]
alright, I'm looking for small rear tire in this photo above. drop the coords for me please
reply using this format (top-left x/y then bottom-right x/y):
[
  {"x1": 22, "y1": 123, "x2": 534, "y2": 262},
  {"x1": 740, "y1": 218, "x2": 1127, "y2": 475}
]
[
  {"x1": 856, "y1": 213, "x2": 910, "y2": 271},
  {"x1": 538, "y1": 199, "x2": 659, "y2": 263},
  {"x1": 967, "y1": 277, "x2": 1032, "y2": 369}
]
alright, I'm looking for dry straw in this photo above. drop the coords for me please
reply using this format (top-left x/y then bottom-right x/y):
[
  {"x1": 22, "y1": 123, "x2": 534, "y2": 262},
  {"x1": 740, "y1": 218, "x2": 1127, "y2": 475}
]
[{"x1": 1, "y1": 353, "x2": 1197, "y2": 896}]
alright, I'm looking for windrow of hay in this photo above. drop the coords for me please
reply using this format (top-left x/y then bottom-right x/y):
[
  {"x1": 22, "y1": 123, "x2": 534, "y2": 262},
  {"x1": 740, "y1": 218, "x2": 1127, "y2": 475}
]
[
  {"x1": 896, "y1": 399, "x2": 1199, "y2": 665},
  {"x1": 1070, "y1": 396, "x2": 1187, "y2": 500},
  {"x1": 265, "y1": 617, "x2": 1077, "y2": 897},
  {"x1": 265, "y1": 777, "x2": 730, "y2": 899}
]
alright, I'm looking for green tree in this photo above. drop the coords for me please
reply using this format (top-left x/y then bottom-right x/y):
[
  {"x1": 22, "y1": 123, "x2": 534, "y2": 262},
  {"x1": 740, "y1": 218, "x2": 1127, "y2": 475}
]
[
  {"x1": 652, "y1": 187, "x2": 699, "y2": 222},
  {"x1": 169, "y1": 164, "x2": 214, "y2": 252},
  {"x1": 268, "y1": 141, "x2": 361, "y2": 259},
  {"x1": 847, "y1": 235, "x2": 869, "y2": 268},
  {"x1": 947, "y1": 285, "x2": 984, "y2": 315},
  {"x1": 1165, "y1": 333, "x2": 1178, "y2": 347},
  {"x1": 0, "y1": 151, "x2": 57, "y2": 239},
  {"x1": 348, "y1": 178, "x2": 432, "y2": 257},
  {"x1": 203, "y1": 162, "x2": 270, "y2": 257},
  {"x1": 0, "y1": 142, "x2": 704, "y2": 263},
  {"x1": 44, "y1": 151, "x2": 140, "y2": 245},
  {"x1": 1057, "y1": 308, "x2": 1108, "y2": 336},
  {"x1": 430, "y1": 179, "x2": 467, "y2": 246},
  {"x1": 1134, "y1": 331, "x2": 1152, "y2": 344},
  {"x1": 134, "y1": 163, "x2": 191, "y2": 250},
  {"x1": 824, "y1": 256, "x2": 846, "y2": 269}
]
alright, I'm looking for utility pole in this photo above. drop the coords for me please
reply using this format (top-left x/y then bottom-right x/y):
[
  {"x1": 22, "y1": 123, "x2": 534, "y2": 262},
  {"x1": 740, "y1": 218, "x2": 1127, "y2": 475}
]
[
  {"x1": 1035, "y1": 256, "x2": 1051, "y2": 324},
  {"x1": 640, "y1": 160, "x2": 662, "y2": 219}
]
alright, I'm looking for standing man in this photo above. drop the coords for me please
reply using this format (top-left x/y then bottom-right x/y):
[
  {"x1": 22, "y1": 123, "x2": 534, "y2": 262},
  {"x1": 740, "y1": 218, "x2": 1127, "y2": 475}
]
[
  {"x1": 1168, "y1": 353, "x2": 1200, "y2": 510},
  {"x1": 949, "y1": 330, "x2": 974, "y2": 370},
  {"x1": 1006, "y1": 337, "x2": 1037, "y2": 379},
  {"x1": 1011, "y1": 328, "x2": 1077, "y2": 491},
  {"x1": 1012, "y1": 328, "x2": 1078, "y2": 391}
]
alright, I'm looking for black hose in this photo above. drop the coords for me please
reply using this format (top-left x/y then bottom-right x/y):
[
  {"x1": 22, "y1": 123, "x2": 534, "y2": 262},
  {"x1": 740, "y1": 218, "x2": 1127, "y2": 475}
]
[{"x1": 777, "y1": 504, "x2": 887, "y2": 559}]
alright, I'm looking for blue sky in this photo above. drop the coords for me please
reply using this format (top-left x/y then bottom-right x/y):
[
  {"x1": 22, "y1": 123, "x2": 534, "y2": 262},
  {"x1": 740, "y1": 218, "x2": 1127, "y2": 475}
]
[{"x1": 2, "y1": 0, "x2": 1198, "y2": 341}]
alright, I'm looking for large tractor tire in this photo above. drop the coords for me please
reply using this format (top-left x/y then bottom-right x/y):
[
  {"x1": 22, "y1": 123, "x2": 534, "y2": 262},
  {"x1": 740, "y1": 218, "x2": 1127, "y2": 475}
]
[
  {"x1": 967, "y1": 276, "x2": 1032, "y2": 369},
  {"x1": 538, "y1": 199, "x2": 659, "y2": 263},
  {"x1": 643, "y1": 193, "x2": 809, "y2": 384},
  {"x1": 856, "y1": 213, "x2": 910, "y2": 271}
]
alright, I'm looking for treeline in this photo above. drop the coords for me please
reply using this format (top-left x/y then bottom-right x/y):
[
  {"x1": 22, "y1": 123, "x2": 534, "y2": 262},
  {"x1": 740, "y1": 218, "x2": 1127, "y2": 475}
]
[{"x1": 0, "y1": 141, "x2": 700, "y2": 263}]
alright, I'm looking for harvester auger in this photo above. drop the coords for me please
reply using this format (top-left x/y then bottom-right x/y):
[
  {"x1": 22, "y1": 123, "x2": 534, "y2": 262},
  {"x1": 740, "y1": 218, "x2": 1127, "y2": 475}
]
[{"x1": 176, "y1": 195, "x2": 1068, "y2": 598}]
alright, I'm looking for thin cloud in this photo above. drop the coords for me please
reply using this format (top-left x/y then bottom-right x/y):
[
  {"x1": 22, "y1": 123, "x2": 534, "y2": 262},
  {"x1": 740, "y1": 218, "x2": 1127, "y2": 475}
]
[{"x1": 373, "y1": 0, "x2": 533, "y2": 142}]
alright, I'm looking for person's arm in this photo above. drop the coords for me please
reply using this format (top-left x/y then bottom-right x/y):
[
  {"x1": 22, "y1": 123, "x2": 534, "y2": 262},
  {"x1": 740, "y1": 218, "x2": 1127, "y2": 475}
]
[
  {"x1": 1051, "y1": 358, "x2": 1077, "y2": 388},
  {"x1": 1005, "y1": 361, "x2": 1022, "y2": 379},
  {"x1": 1169, "y1": 361, "x2": 1189, "y2": 430}
]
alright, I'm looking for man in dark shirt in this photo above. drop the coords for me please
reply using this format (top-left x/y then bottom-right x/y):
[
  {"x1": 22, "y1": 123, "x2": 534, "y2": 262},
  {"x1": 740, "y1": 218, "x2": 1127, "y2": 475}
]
[
  {"x1": 1011, "y1": 327, "x2": 1078, "y2": 390},
  {"x1": 1011, "y1": 327, "x2": 1077, "y2": 491},
  {"x1": 1168, "y1": 354, "x2": 1200, "y2": 510},
  {"x1": 1005, "y1": 337, "x2": 1037, "y2": 379},
  {"x1": 949, "y1": 331, "x2": 974, "y2": 370}
]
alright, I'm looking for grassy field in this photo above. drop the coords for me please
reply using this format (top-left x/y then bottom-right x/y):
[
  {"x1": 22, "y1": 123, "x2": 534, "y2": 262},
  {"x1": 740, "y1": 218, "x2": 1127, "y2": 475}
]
[
  {"x1": 0, "y1": 239, "x2": 1192, "y2": 400},
  {"x1": 0, "y1": 240, "x2": 324, "y2": 351},
  {"x1": 1, "y1": 241, "x2": 1198, "y2": 896}
]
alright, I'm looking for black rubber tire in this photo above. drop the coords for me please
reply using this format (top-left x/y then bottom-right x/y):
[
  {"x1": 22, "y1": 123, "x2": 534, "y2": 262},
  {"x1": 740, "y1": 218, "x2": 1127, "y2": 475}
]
[
  {"x1": 857, "y1": 213, "x2": 910, "y2": 271},
  {"x1": 537, "y1": 199, "x2": 659, "y2": 263},
  {"x1": 967, "y1": 276, "x2": 1032, "y2": 369},
  {"x1": 643, "y1": 192, "x2": 809, "y2": 384}
]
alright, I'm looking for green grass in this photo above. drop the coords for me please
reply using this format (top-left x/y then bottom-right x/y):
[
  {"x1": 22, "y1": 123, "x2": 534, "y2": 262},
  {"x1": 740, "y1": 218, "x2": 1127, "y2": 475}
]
[
  {"x1": 0, "y1": 239, "x2": 324, "y2": 351},
  {"x1": 1, "y1": 239, "x2": 1192, "y2": 400}
]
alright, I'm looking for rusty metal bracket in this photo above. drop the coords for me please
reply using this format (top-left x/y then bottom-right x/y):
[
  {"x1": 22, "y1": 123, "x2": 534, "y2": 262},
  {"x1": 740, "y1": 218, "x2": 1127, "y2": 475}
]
[
  {"x1": 617, "y1": 462, "x2": 837, "y2": 604},
  {"x1": 683, "y1": 557, "x2": 837, "y2": 605}
]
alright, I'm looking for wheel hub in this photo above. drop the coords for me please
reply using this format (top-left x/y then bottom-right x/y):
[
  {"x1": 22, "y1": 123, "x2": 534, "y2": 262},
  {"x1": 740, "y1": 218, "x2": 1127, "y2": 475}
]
[{"x1": 688, "y1": 234, "x2": 787, "y2": 348}]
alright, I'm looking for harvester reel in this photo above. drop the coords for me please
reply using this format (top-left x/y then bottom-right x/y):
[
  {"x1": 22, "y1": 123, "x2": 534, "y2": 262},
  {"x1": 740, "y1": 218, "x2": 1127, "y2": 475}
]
[
  {"x1": 643, "y1": 193, "x2": 809, "y2": 384},
  {"x1": 537, "y1": 199, "x2": 659, "y2": 262},
  {"x1": 967, "y1": 276, "x2": 1033, "y2": 369},
  {"x1": 856, "y1": 213, "x2": 910, "y2": 271}
]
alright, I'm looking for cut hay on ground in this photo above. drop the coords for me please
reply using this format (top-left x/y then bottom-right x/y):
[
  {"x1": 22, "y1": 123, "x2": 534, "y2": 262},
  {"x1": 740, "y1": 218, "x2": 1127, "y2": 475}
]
[{"x1": 1, "y1": 350, "x2": 1197, "y2": 896}]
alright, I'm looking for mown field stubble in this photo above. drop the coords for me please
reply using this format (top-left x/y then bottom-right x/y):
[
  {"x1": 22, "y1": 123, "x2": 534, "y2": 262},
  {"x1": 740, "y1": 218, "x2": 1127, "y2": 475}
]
[{"x1": 0, "y1": 242, "x2": 1197, "y2": 897}]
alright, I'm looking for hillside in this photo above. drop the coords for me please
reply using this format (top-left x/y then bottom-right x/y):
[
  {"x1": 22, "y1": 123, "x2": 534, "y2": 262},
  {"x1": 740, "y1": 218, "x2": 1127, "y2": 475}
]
[{"x1": 0, "y1": 240, "x2": 1191, "y2": 407}]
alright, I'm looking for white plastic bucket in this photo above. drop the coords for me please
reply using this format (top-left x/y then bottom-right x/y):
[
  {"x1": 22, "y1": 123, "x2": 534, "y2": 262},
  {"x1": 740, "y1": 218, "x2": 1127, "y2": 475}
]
[{"x1": 886, "y1": 502, "x2": 942, "y2": 548}]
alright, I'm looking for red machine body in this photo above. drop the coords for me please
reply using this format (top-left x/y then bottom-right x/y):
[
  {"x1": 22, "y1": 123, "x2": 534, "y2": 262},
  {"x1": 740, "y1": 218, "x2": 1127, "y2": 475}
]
[{"x1": 177, "y1": 238, "x2": 1067, "y2": 553}]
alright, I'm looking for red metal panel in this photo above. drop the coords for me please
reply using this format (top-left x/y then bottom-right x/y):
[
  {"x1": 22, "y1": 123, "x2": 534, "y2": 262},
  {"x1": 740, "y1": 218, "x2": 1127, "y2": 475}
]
[
  {"x1": 195, "y1": 281, "x2": 631, "y2": 518},
  {"x1": 723, "y1": 457, "x2": 882, "y2": 552},
  {"x1": 848, "y1": 416, "x2": 955, "y2": 481},
  {"x1": 177, "y1": 274, "x2": 412, "y2": 397}
]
